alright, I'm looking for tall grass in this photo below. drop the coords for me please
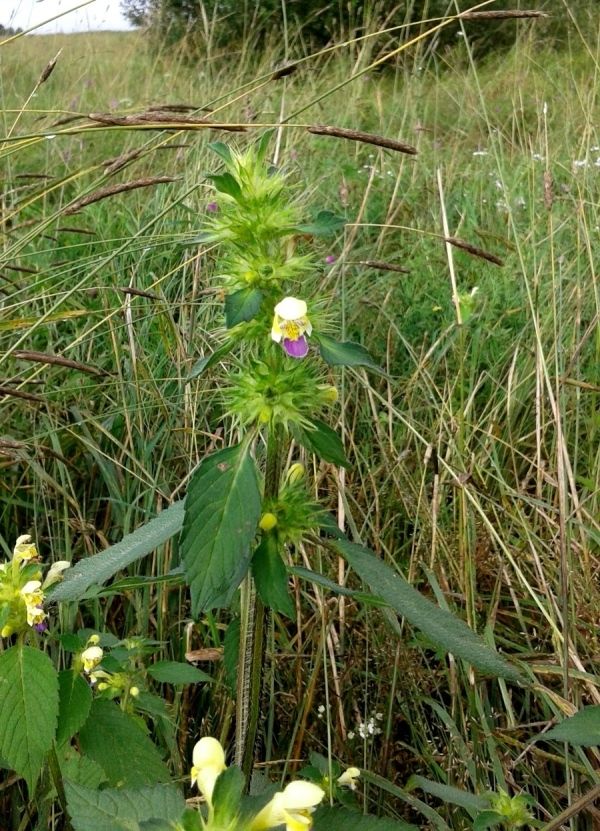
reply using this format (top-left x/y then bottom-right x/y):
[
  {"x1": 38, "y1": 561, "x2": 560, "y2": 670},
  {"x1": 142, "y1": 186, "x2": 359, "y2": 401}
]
[{"x1": 1, "y1": 6, "x2": 599, "y2": 828}]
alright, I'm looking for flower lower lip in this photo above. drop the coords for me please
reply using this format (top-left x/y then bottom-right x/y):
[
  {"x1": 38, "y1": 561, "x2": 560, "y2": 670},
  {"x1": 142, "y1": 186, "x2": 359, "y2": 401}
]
[{"x1": 283, "y1": 337, "x2": 309, "y2": 358}]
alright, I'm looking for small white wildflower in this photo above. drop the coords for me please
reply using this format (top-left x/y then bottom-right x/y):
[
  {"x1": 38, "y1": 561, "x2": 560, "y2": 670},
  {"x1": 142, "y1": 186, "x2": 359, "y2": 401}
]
[
  {"x1": 531, "y1": 153, "x2": 544, "y2": 161},
  {"x1": 472, "y1": 150, "x2": 488, "y2": 156}
]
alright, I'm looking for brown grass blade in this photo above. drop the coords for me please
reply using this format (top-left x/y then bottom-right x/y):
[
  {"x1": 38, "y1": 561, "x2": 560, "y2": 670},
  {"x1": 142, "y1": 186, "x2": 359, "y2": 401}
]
[
  {"x1": 64, "y1": 177, "x2": 178, "y2": 215},
  {"x1": 308, "y1": 124, "x2": 418, "y2": 155},
  {"x1": 460, "y1": 10, "x2": 549, "y2": 20},
  {"x1": 119, "y1": 287, "x2": 160, "y2": 300},
  {"x1": 355, "y1": 259, "x2": 411, "y2": 274},
  {"x1": 445, "y1": 236, "x2": 504, "y2": 266},
  {"x1": 13, "y1": 350, "x2": 109, "y2": 377},
  {"x1": 87, "y1": 111, "x2": 247, "y2": 132},
  {"x1": 0, "y1": 386, "x2": 44, "y2": 403}
]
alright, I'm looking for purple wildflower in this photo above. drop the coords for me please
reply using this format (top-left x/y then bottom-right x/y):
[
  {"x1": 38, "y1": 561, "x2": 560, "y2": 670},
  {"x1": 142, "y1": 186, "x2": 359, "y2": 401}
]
[
  {"x1": 206, "y1": 202, "x2": 219, "y2": 213},
  {"x1": 325, "y1": 255, "x2": 337, "y2": 264}
]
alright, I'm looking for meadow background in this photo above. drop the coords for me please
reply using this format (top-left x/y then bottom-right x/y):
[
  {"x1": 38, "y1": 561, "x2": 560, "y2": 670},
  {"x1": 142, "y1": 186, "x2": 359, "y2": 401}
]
[{"x1": 1, "y1": 2, "x2": 600, "y2": 828}]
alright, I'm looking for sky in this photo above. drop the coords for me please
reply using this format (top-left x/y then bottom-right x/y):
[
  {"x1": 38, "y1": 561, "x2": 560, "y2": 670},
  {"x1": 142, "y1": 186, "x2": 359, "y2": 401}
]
[{"x1": 3, "y1": 0, "x2": 134, "y2": 34}]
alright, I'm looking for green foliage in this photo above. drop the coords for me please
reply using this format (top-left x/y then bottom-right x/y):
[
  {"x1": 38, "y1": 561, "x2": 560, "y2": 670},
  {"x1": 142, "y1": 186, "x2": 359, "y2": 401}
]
[
  {"x1": 180, "y1": 443, "x2": 262, "y2": 613},
  {"x1": 335, "y1": 540, "x2": 523, "y2": 683},
  {"x1": 56, "y1": 670, "x2": 93, "y2": 747},
  {"x1": 313, "y1": 807, "x2": 417, "y2": 831},
  {"x1": 50, "y1": 501, "x2": 186, "y2": 602},
  {"x1": 543, "y1": 706, "x2": 600, "y2": 746},
  {"x1": 316, "y1": 334, "x2": 381, "y2": 372},
  {"x1": 251, "y1": 534, "x2": 295, "y2": 617},
  {"x1": 65, "y1": 781, "x2": 185, "y2": 831},
  {"x1": 147, "y1": 660, "x2": 213, "y2": 684},
  {"x1": 225, "y1": 287, "x2": 265, "y2": 328},
  {"x1": 293, "y1": 419, "x2": 350, "y2": 468},
  {"x1": 79, "y1": 699, "x2": 171, "y2": 787},
  {"x1": 0, "y1": 645, "x2": 59, "y2": 793}
]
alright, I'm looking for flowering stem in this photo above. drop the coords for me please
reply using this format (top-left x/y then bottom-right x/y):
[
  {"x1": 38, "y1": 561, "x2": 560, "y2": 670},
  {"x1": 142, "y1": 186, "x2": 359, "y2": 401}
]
[{"x1": 235, "y1": 424, "x2": 281, "y2": 784}]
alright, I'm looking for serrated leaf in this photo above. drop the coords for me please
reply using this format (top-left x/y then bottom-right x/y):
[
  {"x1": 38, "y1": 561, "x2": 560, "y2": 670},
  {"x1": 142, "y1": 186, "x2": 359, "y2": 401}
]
[
  {"x1": 208, "y1": 172, "x2": 243, "y2": 201},
  {"x1": 252, "y1": 535, "x2": 294, "y2": 617},
  {"x1": 147, "y1": 661, "x2": 213, "y2": 685},
  {"x1": 59, "y1": 747, "x2": 108, "y2": 789},
  {"x1": 79, "y1": 699, "x2": 170, "y2": 787},
  {"x1": 180, "y1": 443, "x2": 261, "y2": 614},
  {"x1": 335, "y1": 540, "x2": 523, "y2": 683},
  {"x1": 225, "y1": 287, "x2": 264, "y2": 328},
  {"x1": 187, "y1": 341, "x2": 234, "y2": 381},
  {"x1": 473, "y1": 811, "x2": 505, "y2": 831},
  {"x1": 317, "y1": 334, "x2": 381, "y2": 372},
  {"x1": 294, "y1": 420, "x2": 350, "y2": 468},
  {"x1": 294, "y1": 210, "x2": 346, "y2": 237},
  {"x1": 543, "y1": 706, "x2": 600, "y2": 746},
  {"x1": 313, "y1": 806, "x2": 417, "y2": 831},
  {"x1": 49, "y1": 501, "x2": 185, "y2": 602},
  {"x1": 208, "y1": 141, "x2": 234, "y2": 166},
  {"x1": 56, "y1": 670, "x2": 93, "y2": 746},
  {"x1": 289, "y1": 565, "x2": 386, "y2": 605},
  {"x1": 407, "y1": 775, "x2": 489, "y2": 816},
  {"x1": 65, "y1": 780, "x2": 185, "y2": 831},
  {"x1": 0, "y1": 644, "x2": 59, "y2": 793}
]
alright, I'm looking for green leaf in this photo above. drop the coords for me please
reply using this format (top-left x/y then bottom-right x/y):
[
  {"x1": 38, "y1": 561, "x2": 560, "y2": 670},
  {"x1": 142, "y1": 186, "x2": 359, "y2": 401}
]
[
  {"x1": 294, "y1": 210, "x2": 346, "y2": 237},
  {"x1": 0, "y1": 644, "x2": 59, "y2": 793},
  {"x1": 317, "y1": 333, "x2": 381, "y2": 372},
  {"x1": 255, "y1": 129, "x2": 275, "y2": 164},
  {"x1": 59, "y1": 747, "x2": 108, "y2": 789},
  {"x1": 543, "y1": 706, "x2": 600, "y2": 746},
  {"x1": 290, "y1": 566, "x2": 386, "y2": 605},
  {"x1": 313, "y1": 807, "x2": 417, "y2": 831},
  {"x1": 212, "y1": 766, "x2": 244, "y2": 827},
  {"x1": 252, "y1": 535, "x2": 294, "y2": 617},
  {"x1": 56, "y1": 670, "x2": 93, "y2": 746},
  {"x1": 225, "y1": 287, "x2": 264, "y2": 328},
  {"x1": 335, "y1": 540, "x2": 523, "y2": 683},
  {"x1": 293, "y1": 419, "x2": 349, "y2": 468},
  {"x1": 79, "y1": 699, "x2": 170, "y2": 787},
  {"x1": 407, "y1": 776, "x2": 490, "y2": 816},
  {"x1": 209, "y1": 141, "x2": 234, "y2": 166},
  {"x1": 187, "y1": 340, "x2": 234, "y2": 381},
  {"x1": 147, "y1": 661, "x2": 213, "y2": 685},
  {"x1": 208, "y1": 172, "x2": 243, "y2": 201},
  {"x1": 49, "y1": 500, "x2": 185, "y2": 602},
  {"x1": 181, "y1": 443, "x2": 262, "y2": 614},
  {"x1": 473, "y1": 811, "x2": 505, "y2": 831},
  {"x1": 65, "y1": 780, "x2": 185, "y2": 831}
]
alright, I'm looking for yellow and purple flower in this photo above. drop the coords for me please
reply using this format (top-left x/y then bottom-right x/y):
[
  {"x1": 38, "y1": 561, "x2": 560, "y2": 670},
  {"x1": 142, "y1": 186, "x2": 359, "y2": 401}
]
[{"x1": 271, "y1": 297, "x2": 312, "y2": 359}]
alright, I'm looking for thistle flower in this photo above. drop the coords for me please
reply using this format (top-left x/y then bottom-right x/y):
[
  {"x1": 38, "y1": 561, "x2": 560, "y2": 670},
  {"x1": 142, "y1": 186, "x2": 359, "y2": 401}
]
[
  {"x1": 250, "y1": 780, "x2": 325, "y2": 831},
  {"x1": 190, "y1": 737, "x2": 227, "y2": 807},
  {"x1": 271, "y1": 297, "x2": 312, "y2": 359}
]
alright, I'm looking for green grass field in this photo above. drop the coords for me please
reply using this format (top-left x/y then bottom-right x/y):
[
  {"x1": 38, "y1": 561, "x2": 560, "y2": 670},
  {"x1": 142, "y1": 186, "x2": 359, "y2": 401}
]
[{"x1": 1, "y1": 9, "x2": 600, "y2": 829}]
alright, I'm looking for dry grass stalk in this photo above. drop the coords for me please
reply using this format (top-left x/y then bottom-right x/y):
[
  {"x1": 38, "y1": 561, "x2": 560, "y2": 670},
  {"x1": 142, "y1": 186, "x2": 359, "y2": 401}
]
[
  {"x1": 460, "y1": 10, "x2": 549, "y2": 20},
  {"x1": 445, "y1": 236, "x2": 504, "y2": 266},
  {"x1": 0, "y1": 385, "x2": 44, "y2": 403},
  {"x1": 37, "y1": 50, "x2": 61, "y2": 85},
  {"x1": 13, "y1": 350, "x2": 109, "y2": 377},
  {"x1": 119, "y1": 286, "x2": 160, "y2": 300},
  {"x1": 356, "y1": 259, "x2": 410, "y2": 273},
  {"x1": 87, "y1": 111, "x2": 247, "y2": 132},
  {"x1": 64, "y1": 177, "x2": 178, "y2": 214},
  {"x1": 544, "y1": 170, "x2": 554, "y2": 210},
  {"x1": 103, "y1": 148, "x2": 143, "y2": 175},
  {"x1": 307, "y1": 125, "x2": 418, "y2": 155}
]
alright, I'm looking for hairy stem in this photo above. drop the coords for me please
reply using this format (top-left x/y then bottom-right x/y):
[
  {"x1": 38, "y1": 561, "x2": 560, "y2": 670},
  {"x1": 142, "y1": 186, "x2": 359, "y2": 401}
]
[{"x1": 235, "y1": 424, "x2": 281, "y2": 784}]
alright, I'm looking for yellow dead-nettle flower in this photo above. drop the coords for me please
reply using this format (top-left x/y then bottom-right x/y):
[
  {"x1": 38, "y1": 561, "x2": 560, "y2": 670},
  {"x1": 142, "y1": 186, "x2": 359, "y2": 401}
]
[
  {"x1": 271, "y1": 297, "x2": 312, "y2": 359},
  {"x1": 337, "y1": 766, "x2": 360, "y2": 790},
  {"x1": 43, "y1": 560, "x2": 70, "y2": 588},
  {"x1": 13, "y1": 535, "x2": 38, "y2": 564},
  {"x1": 190, "y1": 737, "x2": 227, "y2": 806},
  {"x1": 20, "y1": 580, "x2": 44, "y2": 609},
  {"x1": 250, "y1": 780, "x2": 325, "y2": 831},
  {"x1": 81, "y1": 645, "x2": 104, "y2": 673}
]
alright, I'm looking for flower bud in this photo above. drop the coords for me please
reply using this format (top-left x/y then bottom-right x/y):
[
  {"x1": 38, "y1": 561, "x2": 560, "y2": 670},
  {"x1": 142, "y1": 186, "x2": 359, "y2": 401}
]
[
  {"x1": 259, "y1": 512, "x2": 278, "y2": 532},
  {"x1": 337, "y1": 766, "x2": 360, "y2": 790},
  {"x1": 130, "y1": 686, "x2": 140, "y2": 697},
  {"x1": 190, "y1": 737, "x2": 227, "y2": 807},
  {"x1": 286, "y1": 463, "x2": 305, "y2": 484}
]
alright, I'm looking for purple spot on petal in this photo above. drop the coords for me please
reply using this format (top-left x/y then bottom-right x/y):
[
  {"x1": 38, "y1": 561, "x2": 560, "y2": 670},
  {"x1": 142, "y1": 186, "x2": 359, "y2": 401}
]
[
  {"x1": 206, "y1": 202, "x2": 219, "y2": 213},
  {"x1": 283, "y1": 336, "x2": 309, "y2": 358},
  {"x1": 325, "y1": 255, "x2": 337, "y2": 264},
  {"x1": 34, "y1": 621, "x2": 48, "y2": 633}
]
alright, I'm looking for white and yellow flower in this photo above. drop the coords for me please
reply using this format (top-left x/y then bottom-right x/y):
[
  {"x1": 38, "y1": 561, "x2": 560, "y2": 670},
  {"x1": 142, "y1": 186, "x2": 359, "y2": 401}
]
[
  {"x1": 81, "y1": 645, "x2": 104, "y2": 673},
  {"x1": 271, "y1": 297, "x2": 312, "y2": 359},
  {"x1": 13, "y1": 535, "x2": 38, "y2": 564},
  {"x1": 250, "y1": 780, "x2": 325, "y2": 831},
  {"x1": 337, "y1": 766, "x2": 360, "y2": 790},
  {"x1": 43, "y1": 560, "x2": 70, "y2": 588},
  {"x1": 190, "y1": 736, "x2": 227, "y2": 806}
]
